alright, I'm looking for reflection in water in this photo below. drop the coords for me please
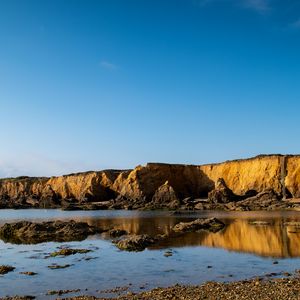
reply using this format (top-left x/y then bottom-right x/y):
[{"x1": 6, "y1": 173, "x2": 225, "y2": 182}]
[
  {"x1": 84, "y1": 215, "x2": 300, "y2": 258},
  {"x1": 1, "y1": 210, "x2": 300, "y2": 258}
]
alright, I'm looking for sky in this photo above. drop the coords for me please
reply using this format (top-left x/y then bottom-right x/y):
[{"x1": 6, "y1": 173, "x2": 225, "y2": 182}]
[{"x1": 0, "y1": 0, "x2": 300, "y2": 177}]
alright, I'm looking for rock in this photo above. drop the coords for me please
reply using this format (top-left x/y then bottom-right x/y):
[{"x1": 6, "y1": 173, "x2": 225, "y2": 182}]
[
  {"x1": 234, "y1": 189, "x2": 282, "y2": 210},
  {"x1": 49, "y1": 248, "x2": 92, "y2": 257},
  {"x1": 0, "y1": 220, "x2": 103, "y2": 244},
  {"x1": 48, "y1": 264, "x2": 72, "y2": 269},
  {"x1": 164, "y1": 250, "x2": 173, "y2": 257},
  {"x1": 208, "y1": 178, "x2": 241, "y2": 204},
  {"x1": 172, "y1": 218, "x2": 225, "y2": 233},
  {"x1": 115, "y1": 234, "x2": 155, "y2": 251},
  {"x1": 46, "y1": 289, "x2": 80, "y2": 295},
  {"x1": 109, "y1": 229, "x2": 128, "y2": 238},
  {"x1": 19, "y1": 271, "x2": 37, "y2": 276},
  {"x1": 150, "y1": 181, "x2": 181, "y2": 209},
  {"x1": 0, "y1": 265, "x2": 15, "y2": 274},
  {"x1": 2, "y1": 154, "x2": 300, "y2": 210}
]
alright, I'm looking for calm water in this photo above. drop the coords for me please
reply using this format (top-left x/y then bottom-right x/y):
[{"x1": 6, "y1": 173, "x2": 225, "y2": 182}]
[{"x1": 1, "y1": 209, "x2": 300, "y2": 299}]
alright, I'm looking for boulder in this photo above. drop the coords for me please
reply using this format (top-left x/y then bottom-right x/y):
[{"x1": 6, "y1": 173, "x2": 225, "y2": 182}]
[
  {"x1": 208, "y1": 178, "x2": 241, "y2": 204},
  {"x1": 150, "y1": 181, "x2": 181, "y2": 209},
  {"x1": 172, "y1": 218, "x2": 225, "y2": 233},
  {"x1": 115, "y1": 234, "x2": 155, "y2": 251}
]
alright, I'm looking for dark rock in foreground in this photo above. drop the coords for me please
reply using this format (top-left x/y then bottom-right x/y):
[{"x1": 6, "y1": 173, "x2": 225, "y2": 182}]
[
  {"x1": 58, "y1": 276, "x2": 300, "y2": 300},
  {"x1": 115, "y1": 234, "x2": 155, "y2": 252},
  {"x1": 172, "y1": 217, "x2": 225, "y2": 233},
  {"x1": 0, "y1": 265, "x2": 15, "y2": 274},
  {"x1": 0, "y1": 220, "x2": 103, "y2": 244}
]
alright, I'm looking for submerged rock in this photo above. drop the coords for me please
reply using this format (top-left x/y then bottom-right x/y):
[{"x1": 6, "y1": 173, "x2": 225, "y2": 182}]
[
  {"x1": 115, "y1": 234, "x2": 155, "y2": 251},
  {"x1": 0, "y1": 265, "x2": 15, "y2": 275},
  {"x1": 0, "y1": 220, "x2": 103, "y2": 244},
  {"x1": 48, "y1": 264, "x2": 72, "y2": 269},
  {"x1": 172, "y1": 218, "x2": 225, "y2": 233},
  {"x1": 49, "y1": 248, "x2": 92, "y2": 257},
  {"x1": 19, "y1": 271, "x2": 37, "y2": 276}
]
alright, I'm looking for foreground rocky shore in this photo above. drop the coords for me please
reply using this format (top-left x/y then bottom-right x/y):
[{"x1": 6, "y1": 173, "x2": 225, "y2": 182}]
[
  {"x1": 4, "y1": 276, "x2": 300, "y2": 300},
  {"x1": 1, "y1": 154, "x2": 300, "y2": 211},
  {"x1": 65, "y1": 276, "x2": 300, "y2": 300}
]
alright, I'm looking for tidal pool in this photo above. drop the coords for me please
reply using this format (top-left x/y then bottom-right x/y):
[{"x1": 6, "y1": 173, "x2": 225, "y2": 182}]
[{"x1": 1, "y1": 209, "x2": 300, "y2": 299}]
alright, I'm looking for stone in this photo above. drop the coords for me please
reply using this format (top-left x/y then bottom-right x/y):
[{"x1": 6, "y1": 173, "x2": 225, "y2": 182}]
[
  {"x1": 172, "y1": 218, "x2": 225, "y2": 233},
  {"x1": 150, "y1": 181, "x2": 181, "y2": 209},
  {"x1": 0, "y1": 265, "x2": 15, "y2": 274},
  {"x1": 115, "y1": 234, "x2": 155, "y2": 251},
  {"x1": 208, "y1": 178, "x2": 241, "y2": 204}
]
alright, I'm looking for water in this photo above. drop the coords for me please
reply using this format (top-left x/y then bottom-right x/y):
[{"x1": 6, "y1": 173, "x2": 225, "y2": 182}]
[{"x1": 1, "y1": 209, "x2": 300, "y2": 299}]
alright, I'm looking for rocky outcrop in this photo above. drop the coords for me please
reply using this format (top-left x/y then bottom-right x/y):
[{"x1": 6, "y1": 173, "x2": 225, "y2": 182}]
[
  {"x1": 0, "y1": 170, "x2": 122, "y2": 209},
  {"x1": 172, "y1": 218, "x2": 225, "y2": 233},
  {"x1": 115, "y1": 234, "x2": 155, "y2": 251},
  {"x1": 0, "y1": 220, "x2": 104, "y2": 244},
  {"x1": 149, "y1": 181, "x2": 181, "y2": 209},
  {"x1": 1, "y1": 155, "x2": 300, "y2": 210},
  {"x1": 208, "y1": 178, "x2": 242, "y2": 204}
]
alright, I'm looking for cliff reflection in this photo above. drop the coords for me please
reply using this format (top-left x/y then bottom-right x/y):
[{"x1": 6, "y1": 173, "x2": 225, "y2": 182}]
[{"x1": 84, "y1": 216, "x2": 300, "y2": 258}]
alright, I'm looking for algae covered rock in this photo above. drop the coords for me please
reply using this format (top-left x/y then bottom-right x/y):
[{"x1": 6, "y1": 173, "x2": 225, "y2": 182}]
[{"x1": 0, "y1": 220, "x2": 103, "y2": 244}]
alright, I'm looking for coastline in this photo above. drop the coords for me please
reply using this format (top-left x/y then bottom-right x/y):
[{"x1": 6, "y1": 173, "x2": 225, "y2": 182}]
[
  {"x1": 4, "y1": 275, "x2": 300, "y2": 300},
  {"x1": 1, "y1": 154, "x2": 300, "y2": 211}
]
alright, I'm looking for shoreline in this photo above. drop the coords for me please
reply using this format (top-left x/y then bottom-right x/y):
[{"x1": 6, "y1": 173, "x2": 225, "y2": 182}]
[{"x1": 3, "y1": 274, "x2": 300, "y2": 300}]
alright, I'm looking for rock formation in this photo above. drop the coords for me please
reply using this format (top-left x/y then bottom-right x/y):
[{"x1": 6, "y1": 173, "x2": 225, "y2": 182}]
[
  {"x1": 0, "y1": 220, "x2": 104, "y2": 244},
  {"x1": 0, "y1": 154, "x2": 300, "y2": 210},
  {"x1": 208, "y1": 178, "x2": 242, "y2": 204}
]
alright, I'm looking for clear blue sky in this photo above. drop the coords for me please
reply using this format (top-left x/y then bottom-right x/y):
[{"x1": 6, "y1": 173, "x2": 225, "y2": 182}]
[{"x1": 1, "y1": 0, "x2": 300, "y2": 177}]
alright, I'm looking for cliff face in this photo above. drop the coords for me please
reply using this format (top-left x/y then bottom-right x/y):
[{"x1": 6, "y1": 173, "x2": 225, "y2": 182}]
[
  {"x1": 1, "y1": 155, "x2": 300, "y2": 208},
  {"x1": 0, "y1": 170, "x2": 122, "y2": 207},
  {"x1": 112, "y1": 163, "x2": 214, "y2": 201},
  {"x1": 285, "y1": 156, "x2": 300, "y2": 198},
  {"x1": 199, "y1": 155, "x2": 283, "y2": 196}
]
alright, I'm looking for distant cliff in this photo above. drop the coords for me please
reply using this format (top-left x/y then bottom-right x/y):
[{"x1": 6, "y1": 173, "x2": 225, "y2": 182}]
[{"x1": 0, "y1": 154, "x2": 300, "y2": 209}]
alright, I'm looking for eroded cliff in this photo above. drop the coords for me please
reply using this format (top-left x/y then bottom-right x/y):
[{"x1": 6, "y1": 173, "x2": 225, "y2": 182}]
[{"x1": 1, "y1": 154, "x2": 300, "y2": 209}]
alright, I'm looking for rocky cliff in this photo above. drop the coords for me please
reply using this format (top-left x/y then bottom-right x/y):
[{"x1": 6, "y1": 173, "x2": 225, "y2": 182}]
[{"x1": 1, "y1": 154, "x2": 300, "y2": 209}]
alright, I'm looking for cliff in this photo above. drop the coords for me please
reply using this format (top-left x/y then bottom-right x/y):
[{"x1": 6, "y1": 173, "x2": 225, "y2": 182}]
[{"x1": 1, "y1": 154, "x2": 300, "y2": 209}]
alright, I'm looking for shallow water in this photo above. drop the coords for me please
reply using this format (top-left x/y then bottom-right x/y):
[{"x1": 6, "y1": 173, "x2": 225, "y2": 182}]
[{"x1": 1, "y1": 209, "x2": 300, "y2": 299}]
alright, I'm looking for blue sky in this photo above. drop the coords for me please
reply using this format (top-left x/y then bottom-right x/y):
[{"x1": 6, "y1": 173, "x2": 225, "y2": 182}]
[{"x1": 1, "y1": 0, "x2": 300, "y2": 177}]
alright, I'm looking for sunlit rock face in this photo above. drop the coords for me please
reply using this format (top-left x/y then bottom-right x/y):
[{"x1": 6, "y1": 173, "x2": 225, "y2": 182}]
[
  {"x1": 0, "y1": 170, "x2": 122, "y2": 207},
  {"x1": 285, "y1": 156, "x2": 300, "y2": 198},
  {"x1": 199, "y1": 155, "x2": 283, "y2": 196},
  {"x1": 1, "y1": 154, "x2": 300, "y2": 207},
  {"x1": 112, "y1": 163, "x2": 214, "y2": 201}
]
